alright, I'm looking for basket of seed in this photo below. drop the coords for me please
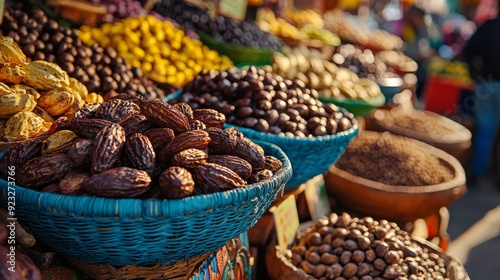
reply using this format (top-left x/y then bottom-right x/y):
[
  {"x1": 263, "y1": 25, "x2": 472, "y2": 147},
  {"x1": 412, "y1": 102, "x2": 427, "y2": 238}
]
[{"x1": 324, "y1": 131, "x2": 467, "y2": 222}]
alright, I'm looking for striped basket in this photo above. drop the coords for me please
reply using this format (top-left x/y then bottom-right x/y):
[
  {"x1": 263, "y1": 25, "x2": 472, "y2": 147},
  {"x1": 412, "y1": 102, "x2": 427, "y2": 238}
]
[{"x1": 0, "y1": 140, "x2": 292, "y2": 267}]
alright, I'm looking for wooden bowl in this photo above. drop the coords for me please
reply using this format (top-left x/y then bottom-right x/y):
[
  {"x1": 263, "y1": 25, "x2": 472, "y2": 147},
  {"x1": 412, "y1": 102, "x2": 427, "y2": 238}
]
[
  {"x1": 266, "y1": 236, "x2": 469, "y2": 280},
  {"x1": 324, "y1": 139, "x2": 467, "y2": 223}
]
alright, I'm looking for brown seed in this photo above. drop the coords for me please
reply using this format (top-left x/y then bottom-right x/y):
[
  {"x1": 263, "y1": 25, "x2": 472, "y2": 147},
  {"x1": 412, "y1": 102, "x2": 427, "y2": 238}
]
[
  {"x1": 342, "y1": 263, "x2": 358, "y2": 278},
  {"x1": 320, "y1": 253, "x2": 338, "y2": 265},
  {"x1": 305, "y1": 251, "x2": 321, "y2": 265}
]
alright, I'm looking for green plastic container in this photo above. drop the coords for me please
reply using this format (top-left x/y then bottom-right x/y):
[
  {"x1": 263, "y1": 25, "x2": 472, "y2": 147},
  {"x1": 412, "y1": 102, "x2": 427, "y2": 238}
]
[
  {"x1": 319, "y1": 94, "x2": 386, "y2": 117},
  {"x1": 197, "y1": 31, "x2": 278, "y2": 66}
]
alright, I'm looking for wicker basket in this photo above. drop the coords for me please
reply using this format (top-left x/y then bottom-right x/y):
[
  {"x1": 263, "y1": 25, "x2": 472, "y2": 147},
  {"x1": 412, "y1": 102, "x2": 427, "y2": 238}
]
[
  {"x1": 47, "y1": 0, "x2": 107, "y2": 27},
  {"x1": 0, "y1": 140, "x2": 292, "y2": 267},
  {"x1": 324, "y1": 139, "x2": 467, "y2": 223},
  {"x1": 226, "y1": 124, "x2": 359, "y2": 189},
  {"x1": 266, "y1": 236, "x2": 469, "y2": 280},
  {"x1": 66, "y1": 252, "x2": 211, "y2": 280},
  {"x1": 318, "y1": 94, "x2": 386, "y2": 117},
  {"x1": 164, "y1": 91, "x2": 359, "y2": 189}
]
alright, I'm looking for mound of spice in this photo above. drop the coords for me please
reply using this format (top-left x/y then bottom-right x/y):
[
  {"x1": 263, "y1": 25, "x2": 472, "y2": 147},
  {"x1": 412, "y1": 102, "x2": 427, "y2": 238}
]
[{"x1": 335, "y1": 131, "x2": 455, "y2": 186}]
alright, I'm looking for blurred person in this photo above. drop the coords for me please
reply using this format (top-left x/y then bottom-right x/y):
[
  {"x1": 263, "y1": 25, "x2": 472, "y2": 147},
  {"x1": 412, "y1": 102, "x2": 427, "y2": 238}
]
[{"x1": 463, "y1": 0, "x2": 500, "y2": 185}]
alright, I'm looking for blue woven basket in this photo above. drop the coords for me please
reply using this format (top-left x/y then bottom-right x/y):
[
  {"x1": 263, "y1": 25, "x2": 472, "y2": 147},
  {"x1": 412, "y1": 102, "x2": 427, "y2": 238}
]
[
  {"x1": 0, "y1": 141, "x2": 291, "y2": 267},
  {"x1": 224, "y1": 124, "x2": 358, "y2": 188},
  {"x1": 164, "y1": 90, "x2": 359, "y2": 188}
]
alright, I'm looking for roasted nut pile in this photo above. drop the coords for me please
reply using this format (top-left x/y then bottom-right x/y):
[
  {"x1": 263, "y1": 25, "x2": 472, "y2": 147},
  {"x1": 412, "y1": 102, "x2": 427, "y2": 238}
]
[
  {"x1": 0, "y1": 96, "x2": 283, "y2": 198},
  {"x1": 374, "y1": 109, "x2": 455, "y2": 138},
  {"x1": 0, "y1": 8, "x2": 169, "y2": 100},
  {"x1": 154, "y1": 0, "x2": 282, "y2": 50},
  {"x1": 78, "y1": 15, "x2": 233, "y2": 87},
  {"x1": 272, "y1": 47, "x2": 382, "y2": 101},
  {"x1": 286, "y1": 213, "x2": 450, "y2": 280},
  {"x1": 0, "y1": 36, "x2": 95, "y2": 142},
  {"x1": 335, "y1": 131, "x2": 455, "y2": 186},
  {"x1": 176, "y1": 66, "x2": 356, "y2": 137}
]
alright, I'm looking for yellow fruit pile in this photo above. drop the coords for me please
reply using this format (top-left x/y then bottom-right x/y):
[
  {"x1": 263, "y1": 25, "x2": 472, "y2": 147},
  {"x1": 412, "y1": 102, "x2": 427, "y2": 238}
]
[
  {"x1": 78, "y1": 16, "x2": 233, "y2": 87},
  {"x1": 0, "y1": 36, "x2": 102, "y2": 142}
]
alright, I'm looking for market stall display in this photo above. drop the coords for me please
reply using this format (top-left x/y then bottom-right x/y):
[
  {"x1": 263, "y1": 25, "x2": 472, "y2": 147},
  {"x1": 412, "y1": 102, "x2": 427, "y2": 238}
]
[
  {"x1": 0, "y1": 8, "x2": 170, "y2": 101},
  {"x1": 324, "y1": 131, "x2": 466, "y2": 222},
  {"x1": 0, "y1": 95, "x2": 292, "y2": 265},
  {"x1": 88, "y1": 0, "x2": 150, "y2": 23},
  {"x1": 169, "y1": 66, "x2": 358, "y2": 188},
  {"x1": 267, "y1": 213, "x2": 469, "y2": 280},
  {"x1": 78, "y1": 15, "x2": 233, "y2": 87}
]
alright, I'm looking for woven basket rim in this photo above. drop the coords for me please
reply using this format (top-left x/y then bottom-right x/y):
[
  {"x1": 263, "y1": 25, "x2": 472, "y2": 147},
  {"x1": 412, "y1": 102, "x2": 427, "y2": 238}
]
[
  {"x1": 327, "y1": 136, "x2": 466, "y2": 193},
  {"x1": 225, "y1": 122, "x2": 359, "y2": 145},
  {"x1": 373, "y1": 109, "x2": 472, "y2": 144},
  {"x1": 319, "y1": 93, "x2": 386, "y2": 108},
  {"x1": 0, "y1": 140, "x2": 292, "y2": 219}
]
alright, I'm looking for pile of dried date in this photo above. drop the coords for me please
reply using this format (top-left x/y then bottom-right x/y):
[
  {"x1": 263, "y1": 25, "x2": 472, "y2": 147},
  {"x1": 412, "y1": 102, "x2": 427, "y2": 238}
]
[
  {"x1": 175, "y1": 66, "x2": 356, "y2": 137},
  {"x1": 285, "y1": 213, "x2": 450, "y2": 280},
  {"x1": 0, "y1": 96, "x2": 283, "y2": 199}
]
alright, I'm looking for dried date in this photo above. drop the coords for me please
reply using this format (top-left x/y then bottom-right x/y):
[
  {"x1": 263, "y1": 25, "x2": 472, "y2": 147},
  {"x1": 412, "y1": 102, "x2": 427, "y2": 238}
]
[
  {"x1": 231, "y1": 138, "x2": 265, "y2": 171},
  {"x1": 264, "y1": 156, "x2": 282, "y2": 172},
  {"x1": 206, "y1": 127, "x2": 238, "y2": 154},
  {"x1": 207, "y1": 154, "x2": 252, "y2": 180},
  {"x1": 17, "y1": 154, "x2": 70, "y2": 189},
  {"x1": 91, "y1": 123, "x2": 126, "y2": 174},
  {"x1": 192, "y1": 163, "x2": 246, "y2": 193},
  {"x1": 172, "y1": 148, "x2": 208, "y2": 168},
  {"x1": 59, "y1": 171, "x2": 89, "y2": 195},
  {"x1": 0, "y1": 135, "x2": 45, "y2": 178},
  {"x1": 82, "y1": 167, "x2": 151, "y2": 198},
  {"x1": 159, "y1": 130, "x2": 210, "y2": 162},
  {"x1": 119, "y1": 115, "x2": 151, "y2": 136},
  {"x1": 73, "y1": 103, "x2": 101, "y2": 120},
  {"x1": 173, "y1": 102, "x2": 194, "y2": 120},
  {"x1": 159, "y1": 166, "x2": 195, "y2": 199},
  {"x1": 141, "y1": 100, "x2": 189, "y2": 132},
  {"x1": 95, "y1": 99, "x2": 140, "y2": 123},
  {"x1": 70, "y1": 118, "x2": 113, "y2": 139},
  {"x1": 67, "y1": 138, "x2": 93, "y2": 169},
  {"x1": 192, "y1": 108, "x2": 225, "y2": 128},
  {"x1": 124, "y1": 133, "x2": 155, "y2": 175},
  {"x1": 142, "y1": 128, "x2": 175, "y2": 154}
]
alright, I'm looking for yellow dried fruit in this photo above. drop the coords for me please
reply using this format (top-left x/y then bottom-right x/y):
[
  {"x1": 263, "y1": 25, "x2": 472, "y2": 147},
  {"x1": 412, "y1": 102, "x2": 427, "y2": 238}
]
[
  {"x1": 0, "y1": 81, "x2": 14, "y2": 96},
  {"x1": 32, "y1": 106, "x2": 54, "y2": 122},
  {"x1": 0, "y1": 36, "x2": 26, "y2": 64},
  {"x1": 22, "y1": 60, "x2": 70, "y2": 90},
  {"x1": 0, "y1": 63, "x2": 26, "y2": 84},
  {"x1": 68, "y1": 77, "x2": 88, "y2": 100},
  {"x1": 0, "y1": 119, "x2": 6, "y2": 139},
  {"x1": 85, "y1": 92, "x2": 104, "y2": 104},
  {"x1": 3, "y1": 111, "x2": 49, "y2": 141},
  {"x1": 10, "y1": 84, "x2": 41, "y2": 100},
  {"x1": 38, "y1": 88, "x2": 75, "y2": 116},
  {"x1": 42, "y1": 129, "x2": 78, "y2": 155},
  {"x1": 62, "y1": 87, "x2": 85, "y2": 118},
  {"x1": 0, "y1": 93, "x2": 37, "y2": 118}
]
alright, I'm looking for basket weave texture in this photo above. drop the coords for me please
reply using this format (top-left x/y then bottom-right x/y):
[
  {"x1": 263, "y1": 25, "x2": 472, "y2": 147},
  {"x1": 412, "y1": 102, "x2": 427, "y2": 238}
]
[
  {"x1": 225, "y1": 124, "x2": 358, "y2": 188},
  {"x1": 0, "y1": 140, "x2": 292, "y2": 267}
]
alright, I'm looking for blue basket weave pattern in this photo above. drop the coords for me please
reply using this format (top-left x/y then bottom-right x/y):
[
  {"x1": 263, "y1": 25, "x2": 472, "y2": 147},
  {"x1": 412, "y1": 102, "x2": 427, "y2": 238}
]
[
  {"x1": 224, "y1": 125, "x2": 359, "y2": 188},
  {"x1": 0, "y1": 141, "x2": 291, "y2": 267}
]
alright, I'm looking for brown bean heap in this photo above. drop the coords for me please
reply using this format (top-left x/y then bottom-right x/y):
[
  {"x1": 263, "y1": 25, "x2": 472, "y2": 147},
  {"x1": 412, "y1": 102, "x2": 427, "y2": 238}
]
[
  {"x1": 335, "y1": 131, "x2": 454, "y2": 186},
  {"x1": 176, "y1": 66, "x2": 356, "y2": 137},
  {"x1": 286, "y1": 213, "x2": 450, "y2": 280},
  {"x1": 0, "y1": 8, "x2": 170, "y2": 101},
  {"x1": 0, "y1": 96, "x2": 283, "y2": 198},
  {"x1": 375, "y1": 110, "x2": 455, "y2": 138}
]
